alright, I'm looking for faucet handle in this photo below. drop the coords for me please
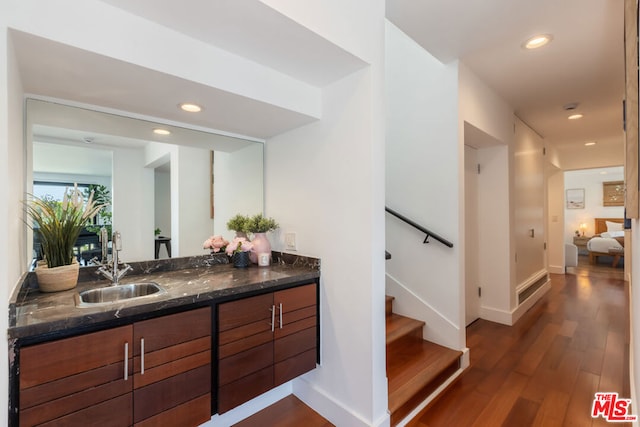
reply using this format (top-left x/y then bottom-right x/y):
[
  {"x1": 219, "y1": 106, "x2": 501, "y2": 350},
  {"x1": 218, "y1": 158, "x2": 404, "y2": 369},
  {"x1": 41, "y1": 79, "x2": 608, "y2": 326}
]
[{"x1": 113, "y1": 231, "x2": 122, "y2": 251}]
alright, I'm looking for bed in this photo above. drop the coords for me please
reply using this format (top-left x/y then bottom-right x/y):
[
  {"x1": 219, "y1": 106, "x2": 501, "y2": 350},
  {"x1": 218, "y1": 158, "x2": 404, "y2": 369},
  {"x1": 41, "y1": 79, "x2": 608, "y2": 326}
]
[{"x1": 587, "y1": 218, "x2": 625, "y2": 267}]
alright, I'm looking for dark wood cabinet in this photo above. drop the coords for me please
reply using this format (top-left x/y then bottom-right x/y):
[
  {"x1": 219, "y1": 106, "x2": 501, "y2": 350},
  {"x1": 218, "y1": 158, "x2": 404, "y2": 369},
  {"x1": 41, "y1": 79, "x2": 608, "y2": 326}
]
[
  {"x1": 19, "y1": 325, "x2": 134, "y2": 427},
  {"x1": 133, "y1": 306, "x2": 212, "y2": 426},
  {"x1": 217, "y1": 283, "x2": 318, "y2": 413},
  {"x1": 18, "y1": 307, "x2": 211, "y2": 426}
]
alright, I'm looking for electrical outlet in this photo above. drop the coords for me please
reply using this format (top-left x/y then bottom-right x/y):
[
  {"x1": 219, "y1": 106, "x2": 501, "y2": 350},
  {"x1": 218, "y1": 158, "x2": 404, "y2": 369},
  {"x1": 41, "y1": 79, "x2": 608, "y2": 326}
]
[{"x1": 285, "y1": 232, "x2": 297, "y2": 250}]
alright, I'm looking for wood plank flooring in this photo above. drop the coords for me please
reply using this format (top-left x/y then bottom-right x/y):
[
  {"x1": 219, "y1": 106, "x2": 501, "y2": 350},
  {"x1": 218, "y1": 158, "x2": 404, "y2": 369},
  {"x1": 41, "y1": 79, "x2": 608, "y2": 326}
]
[
  {"x1": 232, "y1": 256, "x2": 630, "y2": 426},
  {"x1": 410, "y1": 256, "x2": 630, "y2": 426}
]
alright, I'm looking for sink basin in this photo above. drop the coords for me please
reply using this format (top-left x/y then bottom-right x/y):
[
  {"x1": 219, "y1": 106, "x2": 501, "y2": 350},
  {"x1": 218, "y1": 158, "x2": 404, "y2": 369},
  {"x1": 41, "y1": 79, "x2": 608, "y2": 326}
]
[{"x1": 75, "y1": 282, "x2": 166, "y2": 306}]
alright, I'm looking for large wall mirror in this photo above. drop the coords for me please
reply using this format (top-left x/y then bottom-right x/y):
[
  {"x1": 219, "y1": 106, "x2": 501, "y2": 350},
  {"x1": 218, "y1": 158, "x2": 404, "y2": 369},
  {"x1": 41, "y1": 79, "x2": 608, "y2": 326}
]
[{"x1": 26, "y1": 98, "x2": 264, "y2": 266}]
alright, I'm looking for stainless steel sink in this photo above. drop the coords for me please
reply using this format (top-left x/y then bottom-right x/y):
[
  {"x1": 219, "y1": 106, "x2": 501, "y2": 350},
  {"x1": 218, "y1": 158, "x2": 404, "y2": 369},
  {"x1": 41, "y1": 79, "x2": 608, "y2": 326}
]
[{"x1": 75, "y1": 282, "x2": 166, "y2": 307}]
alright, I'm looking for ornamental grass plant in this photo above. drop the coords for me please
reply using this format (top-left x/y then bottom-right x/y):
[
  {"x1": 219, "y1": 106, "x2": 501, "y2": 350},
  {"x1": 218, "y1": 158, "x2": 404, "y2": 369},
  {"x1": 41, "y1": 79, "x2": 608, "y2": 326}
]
[{"x1": 25, "y1": 184, "x2": 104, "y2": 268}]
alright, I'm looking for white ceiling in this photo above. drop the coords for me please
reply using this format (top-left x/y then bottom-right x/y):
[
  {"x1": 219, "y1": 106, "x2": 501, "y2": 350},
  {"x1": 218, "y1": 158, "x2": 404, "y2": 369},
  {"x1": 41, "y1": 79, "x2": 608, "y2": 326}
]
[
  {"x1": 14, "y1": 1, "x2": 627, "y2": 165},
  {"x1": 387, "y1": 0, "x2": 626, "y2": 153}
]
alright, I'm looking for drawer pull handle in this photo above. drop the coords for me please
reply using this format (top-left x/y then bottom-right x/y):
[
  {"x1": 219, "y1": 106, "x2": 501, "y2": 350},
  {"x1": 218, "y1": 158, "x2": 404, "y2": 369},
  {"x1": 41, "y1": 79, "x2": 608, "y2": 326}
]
[
  {"x1": 270, "y1": 305, "x2": 276, "y2": 332},
  {"x1": 124, "y1": 342, "x2": 128, "y2": 381},
  {"x1": 141, "y1": 338, "x2": 145, "y2": 375},
  {"x1": 279, "y1": 303, "x2": 283, "y2": 329}
]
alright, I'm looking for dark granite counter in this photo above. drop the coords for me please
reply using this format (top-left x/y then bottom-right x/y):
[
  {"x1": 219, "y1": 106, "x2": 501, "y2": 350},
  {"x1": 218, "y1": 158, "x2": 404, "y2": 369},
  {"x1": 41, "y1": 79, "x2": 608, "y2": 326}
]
[{"x1": 8, "y1": 252, "x2": 320, "y2": 340}]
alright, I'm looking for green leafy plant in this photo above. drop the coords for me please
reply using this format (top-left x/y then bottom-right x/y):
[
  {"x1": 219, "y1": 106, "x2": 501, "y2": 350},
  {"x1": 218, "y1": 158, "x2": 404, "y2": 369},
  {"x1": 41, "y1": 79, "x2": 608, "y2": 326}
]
[
  {"x1": 245, "y1": 213, "x2": 279, "y2": 233},
  {"x1": 25, "y1": 184, "x2": 104, "y2": 268},
  {"x1": 155, "y1": 228, "x2": 162, "y2": 236},
  {"x1": 83, "y1": 185, "x2": 112, "y2": 237},
  {"x1": 226, "y1": 214, "x2": 250, "y2": 233}
]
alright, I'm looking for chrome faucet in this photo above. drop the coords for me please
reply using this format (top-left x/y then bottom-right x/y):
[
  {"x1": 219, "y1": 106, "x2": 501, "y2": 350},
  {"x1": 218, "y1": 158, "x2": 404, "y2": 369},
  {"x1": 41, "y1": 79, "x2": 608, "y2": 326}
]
[
  {"x1": 94, "y1": 231, "x2": 132, "y2": 285},
  {"x1": 99, "y1": 226, "x2": 109, "y2": 264}
]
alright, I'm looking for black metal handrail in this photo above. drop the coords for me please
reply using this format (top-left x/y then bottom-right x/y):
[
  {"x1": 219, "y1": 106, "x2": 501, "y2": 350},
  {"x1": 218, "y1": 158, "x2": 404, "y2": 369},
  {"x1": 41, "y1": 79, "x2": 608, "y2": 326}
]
[{"x1": 385, "y1": 206, "x2": 454, "y2": 248}]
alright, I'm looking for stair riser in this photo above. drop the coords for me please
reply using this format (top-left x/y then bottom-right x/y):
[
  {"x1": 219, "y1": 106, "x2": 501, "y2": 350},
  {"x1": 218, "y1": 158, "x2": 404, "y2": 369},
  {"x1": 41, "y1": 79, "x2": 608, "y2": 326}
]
[{"x1": 390, "y1": 359, "x2": 460, "y2": 426}]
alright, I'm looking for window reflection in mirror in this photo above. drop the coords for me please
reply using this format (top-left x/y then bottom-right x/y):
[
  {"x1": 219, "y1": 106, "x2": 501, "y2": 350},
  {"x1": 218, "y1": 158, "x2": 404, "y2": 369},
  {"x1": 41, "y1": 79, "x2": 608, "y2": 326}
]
[{"x1": 26, "y1": 98, "x2": 264, "y2": 267}]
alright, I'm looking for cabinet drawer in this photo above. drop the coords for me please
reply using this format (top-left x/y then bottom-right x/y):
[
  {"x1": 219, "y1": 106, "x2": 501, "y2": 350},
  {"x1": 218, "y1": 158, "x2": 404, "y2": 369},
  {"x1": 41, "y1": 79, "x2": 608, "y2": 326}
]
[
  {"x1": 219, "y1": 329, "x2": 273, "y2": 359},
  {"x1": 134, "y1": 364, "x2": 210, "y2": 424},
  {"x1": 134, "y1": 307, "x2": 211, "y2": 355},
  {"x1": 274, "y1": 348, "x2": 317, "y2": 386},
  {"x1": 20, "y1": 325, "x2": 132, "y2": 389},
  {"x1": 218, "y1": 341, "x2": 273, "y2": 386},
  {"x1": 36, "y1": 393, "x2": 132, "y2": 427},
  {"x1": 218, "y1": 366, "x2": 274, "y2": 414},
  {"x1": 274, "y1": 283, "x2": 316, "y2": 312},
  {"x1": 275, "y1": 327, "x2": 317, "y2": 363},
  {"x1": 219, "y1": 293, "x2": 273, "y2": 331}
]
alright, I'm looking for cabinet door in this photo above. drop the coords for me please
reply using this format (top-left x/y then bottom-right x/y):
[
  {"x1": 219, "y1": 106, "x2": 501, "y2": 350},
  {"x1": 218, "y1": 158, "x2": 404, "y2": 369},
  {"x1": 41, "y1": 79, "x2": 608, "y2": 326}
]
[
  {"x1": 218, "y1": 293, "x2": 274, "y2": 413},
  {"x1": 133, "y1": 306, "x2": 211, "y2": 426},
  {"x1": 19, "y1": 325, "x2": 133, "y2": 427},
  {"x1": 274, "y1": 283, "x2": 318, "y2": 385}
]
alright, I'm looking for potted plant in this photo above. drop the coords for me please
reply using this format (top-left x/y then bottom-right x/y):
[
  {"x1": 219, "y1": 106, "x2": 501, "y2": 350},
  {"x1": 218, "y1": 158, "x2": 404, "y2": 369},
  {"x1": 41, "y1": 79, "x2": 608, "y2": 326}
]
[
  {"x1": 226, "y1": 214, "x2": 250, "y2": 238},
  {"x1": 245, "y1": 214, "x2": 279, "y2": 265},
  {"x1": 25, "y1": 184, "x2": 104, "y2": 292},
  {"x1": 225, "y1": 237, "x2": 253, "y2": 268}
]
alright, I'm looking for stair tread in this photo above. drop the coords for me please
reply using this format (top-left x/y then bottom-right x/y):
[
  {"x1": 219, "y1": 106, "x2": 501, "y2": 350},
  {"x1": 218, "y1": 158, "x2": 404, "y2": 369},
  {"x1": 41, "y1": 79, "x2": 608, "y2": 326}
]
[
  {"x1": 386, "y1": 313, "x2": 425, "y2": 345},
  {"x1": 387, "y1": 338, "x2": 461, "y2": 413}
]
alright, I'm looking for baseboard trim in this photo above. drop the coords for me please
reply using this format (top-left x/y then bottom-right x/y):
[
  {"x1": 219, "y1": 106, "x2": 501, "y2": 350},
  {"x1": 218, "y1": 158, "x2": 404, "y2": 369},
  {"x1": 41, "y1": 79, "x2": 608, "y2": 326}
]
[
  {"x1": 548, "y1": 264, "x2": 565, "y2": 274},
  {"x1": 480, "y1": 279, "x2": 551, "y2": 326},
  {"x1": 293, "y1": 377, "x2": 390, "y2": 427}
]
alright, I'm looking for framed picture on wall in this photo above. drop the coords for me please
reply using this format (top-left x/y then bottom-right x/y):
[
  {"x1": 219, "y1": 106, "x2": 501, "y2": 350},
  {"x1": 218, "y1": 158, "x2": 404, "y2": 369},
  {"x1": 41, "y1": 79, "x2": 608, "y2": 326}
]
[
  {"x1": 603, "y1": 180, "x2": 624, "y2": 206},
  {"x1": 566, "y1": 188, "x2": 585, "y2": 209}
]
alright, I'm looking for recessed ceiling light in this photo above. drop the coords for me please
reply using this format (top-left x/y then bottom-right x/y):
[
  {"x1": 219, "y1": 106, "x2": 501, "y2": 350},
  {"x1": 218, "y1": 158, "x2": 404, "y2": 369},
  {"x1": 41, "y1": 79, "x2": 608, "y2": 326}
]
[
  {"x1": 179, "y1": 103, "x2": 203, "y2": 113},
  {"x1": 153, "y1": 128, "x2": 171, "y2": 135},
  {"x1": 568, "y1": 113, "x2": 584, "y2": 120},
  {"x1": 523, "y1": 34, "x2": 553, "y2": 49},
  {"x1": 585, "y1": 142, "x2": 597, "y2": 146}
]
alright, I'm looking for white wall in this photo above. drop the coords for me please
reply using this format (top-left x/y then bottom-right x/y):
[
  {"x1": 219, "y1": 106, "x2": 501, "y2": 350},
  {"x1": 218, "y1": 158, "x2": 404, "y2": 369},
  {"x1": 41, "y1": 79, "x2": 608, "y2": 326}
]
[
  {"x1": 213, "y1": 144, "x2": 264, "y2": 240},
  {"x1": 174, "y1": 146, "x2": 214, "y2": 257},
  {"x1": 384, "y1": 21, "x2": 463, "y2": 351},
  {"x1": 564, "y1": 167, "x2": 625, "y2": 240},
  {"x1": 267, "y1": 70, "x2": 388, "y2": 427},
  {"x1": 458, "y1": 63, "x2": 515, "y2": 325},
  {"x1": 112, "y1": 147, "x2": 154, "y2": 262},
  {"x1": 265, "y1": 5, "x2": 386, "y2": 426},
  {"x1": 154, "y1": 170, "x2": 171, "y2": 247},
  {"x1": 2, "y1": 19, "x2": 26, "y2": 424}
]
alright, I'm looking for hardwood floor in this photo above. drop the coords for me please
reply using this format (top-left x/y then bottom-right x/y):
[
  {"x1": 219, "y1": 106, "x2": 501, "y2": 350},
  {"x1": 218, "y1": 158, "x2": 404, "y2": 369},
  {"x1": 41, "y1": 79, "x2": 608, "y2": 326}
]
[
  {"x1": 231, "y1": 256, "x2": 629, "y2": 426},
  {"x1": 410, "y1": 256, "x2": 631, "y2": 426}
]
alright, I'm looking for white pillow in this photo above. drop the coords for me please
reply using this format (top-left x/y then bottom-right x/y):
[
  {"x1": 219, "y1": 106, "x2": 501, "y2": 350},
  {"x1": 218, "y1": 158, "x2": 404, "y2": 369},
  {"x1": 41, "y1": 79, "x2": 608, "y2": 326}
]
[
  {"x1": 601, "y1": 232, "x2": 612, "y2": 238},
  {"x1": 606, "y1": 221, "x2": 623, "y2": 232},
  {"x1": 601, "y1": 230, "x2": 624, "y2": 239}
]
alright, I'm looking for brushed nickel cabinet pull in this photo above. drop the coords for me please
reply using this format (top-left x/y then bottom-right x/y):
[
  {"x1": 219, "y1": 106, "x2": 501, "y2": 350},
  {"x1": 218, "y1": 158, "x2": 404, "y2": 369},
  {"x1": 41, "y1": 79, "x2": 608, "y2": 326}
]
[
  {"x1": 141, "y1": 338, "x2": 145, "y2": 375},
  {"x1": 270, "y1": 305, "x2": 276, "y2": 332},
  {"x1": 124, "y1": 342, "x2": 129, "y2": 381},
  {"x1": 279, "y1": 303, "x2": 283, "y2": 329}
]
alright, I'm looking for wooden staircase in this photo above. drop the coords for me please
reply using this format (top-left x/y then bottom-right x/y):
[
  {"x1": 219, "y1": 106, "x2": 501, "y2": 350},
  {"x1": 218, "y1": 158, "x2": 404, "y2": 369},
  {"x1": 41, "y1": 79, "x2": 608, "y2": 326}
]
[{"x1": 386, "y1": 295, "x2": 462, "y2": 425}]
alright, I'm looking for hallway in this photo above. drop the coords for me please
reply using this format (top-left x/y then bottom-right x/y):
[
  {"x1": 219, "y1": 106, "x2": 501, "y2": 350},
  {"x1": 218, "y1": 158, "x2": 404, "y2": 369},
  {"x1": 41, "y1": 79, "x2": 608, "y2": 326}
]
[{"x1": 412, "y1": 267, "x2": 630, "y2": 426}]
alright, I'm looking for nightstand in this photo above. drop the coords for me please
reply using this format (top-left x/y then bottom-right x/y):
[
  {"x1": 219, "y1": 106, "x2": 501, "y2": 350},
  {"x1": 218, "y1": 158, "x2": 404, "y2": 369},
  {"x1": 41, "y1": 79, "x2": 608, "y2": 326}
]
[{"x1": 573, "y1": 235, "x2": 592, "y2": 255}]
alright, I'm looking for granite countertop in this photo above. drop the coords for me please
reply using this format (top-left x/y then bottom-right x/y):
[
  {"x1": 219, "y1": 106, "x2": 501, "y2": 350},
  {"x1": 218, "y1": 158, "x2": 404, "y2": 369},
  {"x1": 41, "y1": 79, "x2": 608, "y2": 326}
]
[{"x1": 9, "y1": 252, "x2": 320, "y2": 340}]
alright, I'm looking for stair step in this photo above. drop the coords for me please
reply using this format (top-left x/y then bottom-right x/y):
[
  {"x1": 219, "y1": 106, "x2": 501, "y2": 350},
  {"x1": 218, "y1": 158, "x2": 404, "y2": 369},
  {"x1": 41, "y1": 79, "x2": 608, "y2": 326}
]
[
  {"x1": 386, "y1": 313, "x2": 425, "y2": 346},
  {"x1": 387, "y1": 338, "x2": 462, "y2": 425},
  {"x1": 385, "y1": 295, "x2": 395, "y2": 317}
]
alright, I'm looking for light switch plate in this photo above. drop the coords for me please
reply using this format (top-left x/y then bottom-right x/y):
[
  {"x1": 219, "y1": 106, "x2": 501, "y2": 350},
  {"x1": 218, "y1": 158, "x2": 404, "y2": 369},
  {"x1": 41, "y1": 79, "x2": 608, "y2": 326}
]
[{"x1": 285, "y1": 232, "x2": 297, "y2": 250}]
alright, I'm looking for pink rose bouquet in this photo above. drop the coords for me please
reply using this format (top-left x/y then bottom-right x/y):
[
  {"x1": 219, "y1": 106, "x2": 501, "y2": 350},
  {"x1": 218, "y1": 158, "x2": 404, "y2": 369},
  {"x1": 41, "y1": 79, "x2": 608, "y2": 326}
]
[
  {"x1": 203, "y1": 235, "x2": 229, "y2": 253},
  {"x1": 225, "y1": 237, "x2": 253, "y2": 255}
]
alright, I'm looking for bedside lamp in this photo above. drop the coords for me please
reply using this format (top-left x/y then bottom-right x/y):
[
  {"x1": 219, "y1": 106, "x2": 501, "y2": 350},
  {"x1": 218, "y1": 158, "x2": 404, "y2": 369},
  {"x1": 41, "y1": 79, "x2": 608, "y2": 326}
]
[{"x1": 579, "y1": 223, "x2": 587, "y2": 236}]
